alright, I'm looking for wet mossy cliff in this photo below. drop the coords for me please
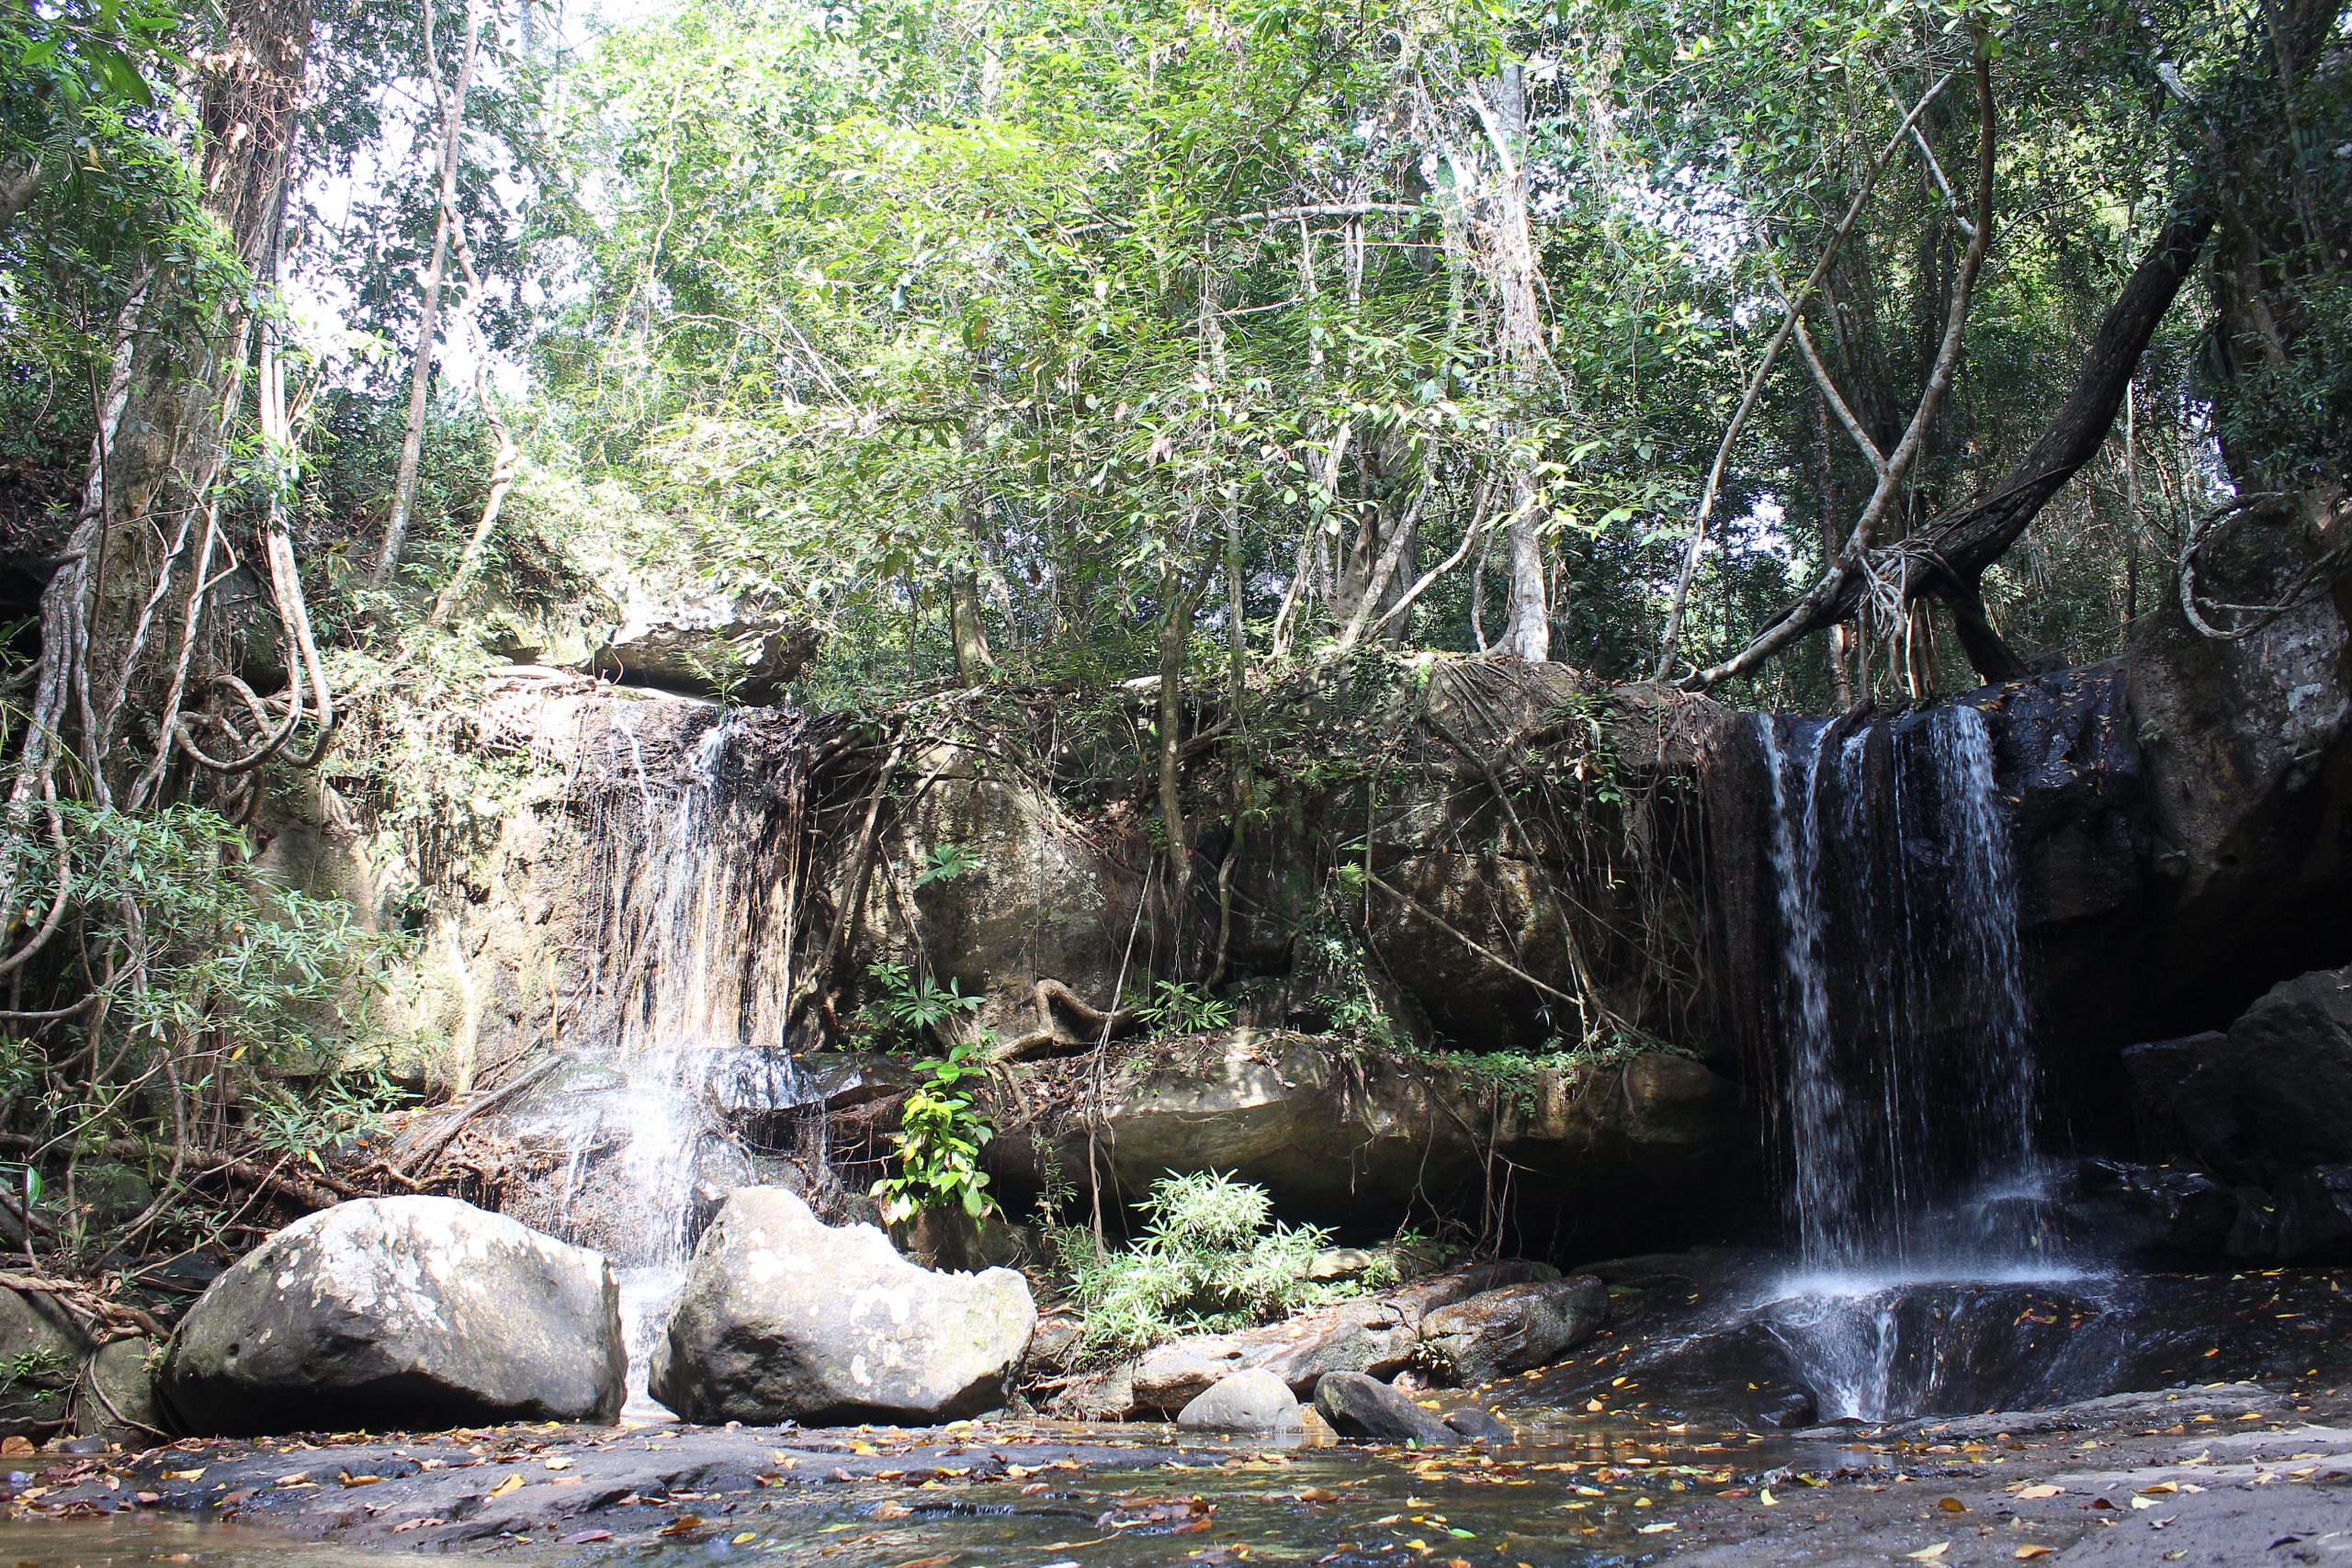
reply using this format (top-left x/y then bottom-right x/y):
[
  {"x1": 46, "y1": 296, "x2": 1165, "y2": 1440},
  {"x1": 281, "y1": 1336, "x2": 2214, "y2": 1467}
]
[{"x1": 267, "y1": 570, "x2": 2352, "y2": 1267}]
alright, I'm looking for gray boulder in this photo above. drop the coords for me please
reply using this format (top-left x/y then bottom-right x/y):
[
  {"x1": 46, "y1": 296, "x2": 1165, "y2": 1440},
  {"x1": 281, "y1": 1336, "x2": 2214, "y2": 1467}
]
[
  {"x1": 1312, "y1": 1371, "x2": 1456, "y2": 1447},
  {"x1": 1419, "y1": 1275, "x2": 1609, "y2": 1385},
  {"x1": 2126, "y1": 966, "x2": 2352, "y2": 1187},
  {"x1": 159, "y1": 1196, "x2": 625, "y2": 1437},
  {"x1": 1176, "y1": 1370, "x2": 1302, "y2": 1437},
  {"x1": 649, "y1": 1187, "x2": 1035, "y2": 1426}
]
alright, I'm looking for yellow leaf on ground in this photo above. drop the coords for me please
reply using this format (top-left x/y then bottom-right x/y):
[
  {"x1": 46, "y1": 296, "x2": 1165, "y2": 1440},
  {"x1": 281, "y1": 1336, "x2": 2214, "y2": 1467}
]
[
  {"x1": 2017, "y1": 1549, "x2": 2055, "y2": 1561},
  {"x1": 2014, "y1": 1484, "x2": 2063, "y2": 1499},
  {"x1": 1906, "y1": 1546, "x2": 1949, "y2": 1562},
  {"x1": 486, "y1": 1474, "x2": 524, "y2": 1499}
]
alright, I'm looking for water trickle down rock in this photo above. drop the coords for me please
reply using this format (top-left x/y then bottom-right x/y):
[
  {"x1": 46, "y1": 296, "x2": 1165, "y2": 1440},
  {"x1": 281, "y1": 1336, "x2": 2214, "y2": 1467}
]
[{"x1": 512, "y1": 705, "x2": 818, "y2": 1410}]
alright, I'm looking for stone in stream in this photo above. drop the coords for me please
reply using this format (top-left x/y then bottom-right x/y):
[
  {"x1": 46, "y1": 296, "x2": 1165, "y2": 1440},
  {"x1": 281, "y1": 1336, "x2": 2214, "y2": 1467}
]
[
  {"x1": 650, "y1": 1186, "x2": 1035, "y2": 1425},
  {"x1": 1440, "y1": 1404, "x2": 1514, "y2": 1444},
  {"x1": 1312, "y1": 1371, "x2": 1457, "y2": 1447},
  {"x1": 1176, "y1": 1370, "x2": 1303, "y2": 1437},
  {"x1": 158, "y1": 1196, "x2": 625, "y2": 1437},
  {"x1": 1125, "y1": 1260, "x2": 1557, "y2": 1415},
  {"x1": 1418, "y1": 1274, "x2": 1608, "y2": 1385}
]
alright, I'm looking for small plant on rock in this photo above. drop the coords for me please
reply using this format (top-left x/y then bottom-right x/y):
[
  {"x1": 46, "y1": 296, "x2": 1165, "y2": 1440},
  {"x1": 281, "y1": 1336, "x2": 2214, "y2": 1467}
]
[{"x1": 873, "y1": 1038, "x2": 996, "y2": 1224}]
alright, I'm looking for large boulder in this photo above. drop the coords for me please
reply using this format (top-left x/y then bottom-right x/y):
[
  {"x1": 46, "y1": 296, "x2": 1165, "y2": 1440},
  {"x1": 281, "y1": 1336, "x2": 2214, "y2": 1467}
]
[
  {"x1": 1312, "y1": 1371, "x2": 1456, "y2": 1447},
  {"x1": 649, "y1": 1187, "x2": 1035, "y2": 1426},
  {"x1": 75, "y1": 1337, "x2": 162, "y2": 1450},
  {"x1": 1176, "y1": 1370, "x2": 1302, "y2": 1437},
  {"x1": 2126, "y1": 964, "x2": 2352, "y2": 1186},
  {"x1": 158, "y1": 1197, "x2": 625, "y2": 1437},
  {"x1": 1419, "y1": 1275, "x2": 1608, "y2": 1385}
]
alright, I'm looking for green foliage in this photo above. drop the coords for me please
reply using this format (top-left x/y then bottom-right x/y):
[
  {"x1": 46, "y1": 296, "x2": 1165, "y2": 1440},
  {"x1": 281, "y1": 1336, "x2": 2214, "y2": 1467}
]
[
  {"x1": 1127, "y1": 979, "x2": 1233, "y2": 1036},
  {"x1": 911, "y1": 840, "x2": 985, "y2": 887},
  {"x1": 1049, "y1": 1170, "x2": 1332, "y2": 1358},
  {"x1": 860, "y1": 959, "x2": 986, "y2": 1046},
  {"x1": 873, "y1": 1038, "x2": 996, "y2": 1223},
  {"x1": 0, "y1": 797, "x2": 398, "y2": 1252}
]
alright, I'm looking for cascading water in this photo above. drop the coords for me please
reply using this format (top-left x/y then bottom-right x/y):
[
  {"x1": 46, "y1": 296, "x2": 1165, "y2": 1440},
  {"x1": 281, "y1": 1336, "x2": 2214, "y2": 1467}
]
[
  {"x1": 518, "y1": 705, "x2": 813, "y2": 1412},
  {"x1": 1753, "y1": 702, "x2": 2071, "y2": 1419}
]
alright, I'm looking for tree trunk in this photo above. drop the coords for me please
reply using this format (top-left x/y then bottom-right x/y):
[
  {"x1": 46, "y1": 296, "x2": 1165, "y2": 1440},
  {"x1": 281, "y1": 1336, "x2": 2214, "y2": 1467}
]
[
  {"x1": 373, "y1": 0, "x2": 482, "y2": 591},
  {"x1": 1702, "y1": 200, "x2": 2211, "y2": 686},
  {"x1": 17, "y1": 0, "x2": 313, "y2": 801}
]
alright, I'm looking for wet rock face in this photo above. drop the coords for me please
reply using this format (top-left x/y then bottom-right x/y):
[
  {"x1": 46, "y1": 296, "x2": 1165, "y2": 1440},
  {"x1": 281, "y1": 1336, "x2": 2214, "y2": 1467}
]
[
  {"x1": 650, "y1": 1187, "x2": 1035, "y2": 1426},
  {"x1": 987, "y1": 1030, "x2": 1752, "y2": 1250},
  {"x1": 2126, "y1": 558, "x2": 2352, "y2": 1026},
  {"x1": 159, "y1": 1197, "x2": 626, "y2": 1437}
]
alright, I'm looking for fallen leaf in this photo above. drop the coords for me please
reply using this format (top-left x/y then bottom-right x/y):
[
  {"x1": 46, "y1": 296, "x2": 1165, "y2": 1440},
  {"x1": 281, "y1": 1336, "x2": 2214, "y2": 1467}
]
[
  {"x1": 2140, "y1": 1482, "x2": 2178, "y2": 1495},
  {"x1": 561, "y1": 1530, "x2": 612, "y2": 1544},
  {"x1": 2016, "y1": 1548, "x2": 2053, "y2": 1561},
  {"x1": 873, "y1": 1501, "x2": 912, "y2": 1520},
  {"x1": 389, "y1": 1517, "x2": 446, "y2": 1534},
  {"x1": 2014, "y1": 1484, "x2": 2063, "y2": 1499},
  {"x1": 731, "y1": 1531, "x2": 757, "y2": 1544},
  {"x1": 0, "y1": 1438, "x2": 32, "y2": 1460},
  {"x1": 544, "y1": 1457, "x2": 573, "y2": 1472},
  {"x1": 1759, "y1": 1487, "x2": 1779, "y2": 1506},
  {"x1": 658, "y1": 1514, "x2": 705, "y2": 1537},
  {"x1": 1906, "y1": 1546, "x2": 1949, "y2": 1562},
  {"x1": 486, "y1": 1474, "x2": 525, "y2": 1500},
  {"x1": 1938, "y1": 1497, "x2": 1967, "y2": 1513}
]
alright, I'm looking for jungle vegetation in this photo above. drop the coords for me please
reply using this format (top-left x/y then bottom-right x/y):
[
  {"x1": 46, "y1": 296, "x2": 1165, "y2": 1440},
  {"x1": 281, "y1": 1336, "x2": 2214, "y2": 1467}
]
[{"x1": 0, "y1": 0, "x2": 2344, "y2": 1261}]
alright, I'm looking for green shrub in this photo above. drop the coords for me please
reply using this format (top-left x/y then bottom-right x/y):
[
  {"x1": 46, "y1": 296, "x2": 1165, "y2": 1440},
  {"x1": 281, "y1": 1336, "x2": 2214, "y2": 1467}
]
[{"x1": 1048, "y1": 1170, "x2": 1332, "y2": 1359}]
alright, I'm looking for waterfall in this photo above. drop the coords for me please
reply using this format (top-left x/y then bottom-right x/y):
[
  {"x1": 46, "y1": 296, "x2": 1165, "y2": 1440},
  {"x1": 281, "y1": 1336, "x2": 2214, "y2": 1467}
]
[
  {"x1": 1754, "y1": 702, "x2": 2065, "y2": 1416},
  {"x1": 1757, "y1": 703, "x2": 2047, "y2": 1272},
  {"x1": 533, "y1": 705, "x2": 813, "y2": 1410}
]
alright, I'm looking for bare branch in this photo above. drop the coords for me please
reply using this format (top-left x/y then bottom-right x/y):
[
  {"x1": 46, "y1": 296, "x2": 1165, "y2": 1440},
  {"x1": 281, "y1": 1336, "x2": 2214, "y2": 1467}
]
[{"x1": 1652, "y1": 66, "x2": 1958, "y2": 679}]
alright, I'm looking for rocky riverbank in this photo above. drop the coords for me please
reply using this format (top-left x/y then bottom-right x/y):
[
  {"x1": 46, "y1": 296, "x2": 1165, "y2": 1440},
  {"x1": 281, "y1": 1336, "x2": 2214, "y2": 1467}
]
[{"x1": 0, "y1": 1350, "x2": 2343, "y2": 1566}]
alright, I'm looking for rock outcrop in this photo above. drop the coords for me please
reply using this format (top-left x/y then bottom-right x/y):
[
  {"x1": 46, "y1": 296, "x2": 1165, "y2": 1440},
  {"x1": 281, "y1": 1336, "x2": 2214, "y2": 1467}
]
[
  {"x1": 588, "y1": 603, "x2": 818, "y2": 704},
  {"x1": 988, "y1": 1029, "x2": 1749, "y2": 1249},
  {"x1": 1418, "y1": 1275, "x2": 1608, "y2": 1385},
  {"x1": 159, "y1": 1197, "x2": 626, "y2": 1437},
  {"x1": 650, "y1": 1187, "x2": 1035, "y2": 1426},
  {"x1": 2126, "y1": 964, "x2": 2352, "y2": 1186}
]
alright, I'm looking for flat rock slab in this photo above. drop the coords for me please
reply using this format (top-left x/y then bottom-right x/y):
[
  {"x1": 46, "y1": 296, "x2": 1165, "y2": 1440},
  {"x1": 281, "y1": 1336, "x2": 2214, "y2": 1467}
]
[{"x1": 0, "y1": 1423, "x2": 1238, "y2": 1548}]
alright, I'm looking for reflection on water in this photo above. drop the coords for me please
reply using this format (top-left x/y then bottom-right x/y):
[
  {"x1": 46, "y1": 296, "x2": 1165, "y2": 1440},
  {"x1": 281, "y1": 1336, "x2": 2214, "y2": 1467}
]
[{"x1": 0, "y1": 1416, "x2": 1833, "y2": 1568}]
